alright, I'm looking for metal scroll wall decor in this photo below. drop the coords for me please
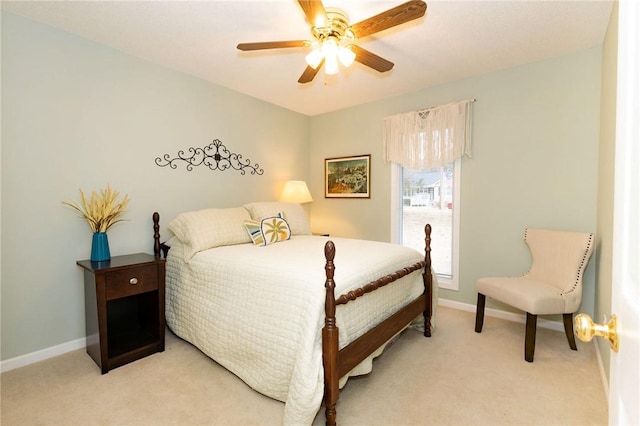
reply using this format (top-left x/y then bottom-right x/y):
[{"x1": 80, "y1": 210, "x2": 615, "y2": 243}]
[{"x1": 155, "y1": 139, "x2": 264, "y2": 175}]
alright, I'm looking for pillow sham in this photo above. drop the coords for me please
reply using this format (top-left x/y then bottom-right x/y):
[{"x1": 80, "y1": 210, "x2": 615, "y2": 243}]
[
  {"x1": 243, "y1": 201, "x2": 311, "y2": 235},
  {"x1": 244, "y1": 212, "x2": 291, "y2": 246},
  {"x1": 167, "y1": 207, "x2": 252, "y2": 261}
]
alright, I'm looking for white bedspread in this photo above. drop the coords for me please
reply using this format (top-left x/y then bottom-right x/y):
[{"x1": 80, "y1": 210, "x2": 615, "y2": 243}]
[{"x1": 165, "y1": 235, "x2": 435, "y2": 425}]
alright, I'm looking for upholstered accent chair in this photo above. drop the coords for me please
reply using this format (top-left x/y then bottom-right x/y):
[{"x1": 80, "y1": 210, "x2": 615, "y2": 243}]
[{"x1": 474, "y1": 228, "x2": 594, "y2": 362}]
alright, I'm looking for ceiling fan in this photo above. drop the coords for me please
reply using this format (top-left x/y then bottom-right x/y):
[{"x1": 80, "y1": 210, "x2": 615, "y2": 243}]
[{"x1": 237, "y1": 0, "x2": 427, "y2": 84}]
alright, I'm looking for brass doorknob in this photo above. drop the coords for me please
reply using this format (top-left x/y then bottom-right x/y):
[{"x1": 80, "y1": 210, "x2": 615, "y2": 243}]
[{"x1": 574, "y1": 313, "x2": 619, "y2": 352}]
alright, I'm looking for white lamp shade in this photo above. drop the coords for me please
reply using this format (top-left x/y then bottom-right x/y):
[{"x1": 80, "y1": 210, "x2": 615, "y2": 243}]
[
  {"x1": 305, "y1": 48, "x2": 323, "y2": 69},
  {"x1": 338, "y1": 46, "x2": 356, "y2": 67},
  {"x1": 280, "y1": 180, "x2": 313, "y2": 203},
  {"x1": 324, "y1": 54, "x2": 339, "y2": 75}
]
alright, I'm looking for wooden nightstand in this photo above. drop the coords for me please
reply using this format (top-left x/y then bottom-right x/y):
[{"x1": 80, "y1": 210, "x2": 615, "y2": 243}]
[{"x1": 77, "y1": 253, "x2": 165, "y2": 374}]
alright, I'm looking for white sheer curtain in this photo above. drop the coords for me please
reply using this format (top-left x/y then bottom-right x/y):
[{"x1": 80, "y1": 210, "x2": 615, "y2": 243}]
[{"x1": 383, "y1": 99, "x2": 474, "y2": 169}]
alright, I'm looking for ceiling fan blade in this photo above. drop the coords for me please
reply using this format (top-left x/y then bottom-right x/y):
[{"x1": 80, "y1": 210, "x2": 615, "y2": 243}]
[
  {"x1": 298, "y1": 60, "x2": 324, "y2": 84},
  {"x1": 351, "y1": 45, "x2": 394, "y2": 72},
  {"x1": 350, "y1": 0, "x2": 427, "y2": 39},
  {"x1": 298, "y1": 0, "x2": 327, "y2": 27},
  {"x1": 237, "y1": 40, "x2": 309, "y2": 51}
]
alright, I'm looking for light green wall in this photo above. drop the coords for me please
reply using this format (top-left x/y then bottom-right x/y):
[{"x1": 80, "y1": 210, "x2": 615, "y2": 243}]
[
  {"x1": 1, "y1": 13, "x2": 309, "y2": 360},
  {"x1": 309, "y1": 48, "x2": 601, "y2": 316},
  {"x1": 595, "y1": 0, "x2": 619, "y2": 383},
  {"x1": 2, "y1": 10, "x2": 611, "y2": 363}
]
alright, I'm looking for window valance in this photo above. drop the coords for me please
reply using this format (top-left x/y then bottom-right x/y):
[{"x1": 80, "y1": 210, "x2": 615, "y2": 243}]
[{"x1": 383, "y1": 99, "x2": 474, "y2": 170}]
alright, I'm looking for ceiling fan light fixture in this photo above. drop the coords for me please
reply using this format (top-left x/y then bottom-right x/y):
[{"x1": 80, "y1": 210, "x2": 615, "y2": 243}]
[
  {"x1": 324, "y1": 53, "x2": 339, "y2": 75},
  {"x1": 305, "y1": 47, "x2": 323, "y2": 69},
  {"x1": 321, "y1": 37, "x2": 339, "y2": 57},
  {"x1": 305, "y1": 39, "x2": 353, "y2": 72},
  {"x1": 237, "y1": 1, "x2": 428, "y2": 84},
  {"x1": 338, "y1": 45, "x2": 355, "y2": 67}
]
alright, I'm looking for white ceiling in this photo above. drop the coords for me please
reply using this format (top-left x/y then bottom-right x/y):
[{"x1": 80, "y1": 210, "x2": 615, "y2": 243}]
[{"x1": 2, "y1": 0, "x2": 613, "y2": 116}]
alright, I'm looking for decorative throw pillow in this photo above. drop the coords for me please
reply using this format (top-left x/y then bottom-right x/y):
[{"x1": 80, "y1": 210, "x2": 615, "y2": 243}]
[
  {"x1": 243, "y1": 202, "x2": 311, "y2": 235},
  {"x1": 244, "y1": 212, "x2": 291, "y2": 246}
]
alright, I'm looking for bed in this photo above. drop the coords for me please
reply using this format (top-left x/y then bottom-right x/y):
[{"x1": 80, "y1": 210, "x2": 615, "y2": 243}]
[{"x1": 152, "y1": 202, "x2": 435, "y2": 425}]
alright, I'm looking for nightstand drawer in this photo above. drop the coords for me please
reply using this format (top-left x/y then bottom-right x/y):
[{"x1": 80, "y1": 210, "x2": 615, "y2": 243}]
[{"x1": 106, "y1": 265, "x2": 158, "y2": 300}]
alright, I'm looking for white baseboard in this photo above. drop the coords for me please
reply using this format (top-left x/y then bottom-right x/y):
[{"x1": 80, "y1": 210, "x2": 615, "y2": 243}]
[
  {"x1": 437, "y1": 298, "x2": 565, "y2": 332},
  {"x1": 0, "y1": 299, "x2": 585, "y2": 373},
  {"x1": 1, "y1": 337, "x2": 86, "y2": 373},
  {"x1": 593, "y1": 338, "x2": 610, "y2": 400}
]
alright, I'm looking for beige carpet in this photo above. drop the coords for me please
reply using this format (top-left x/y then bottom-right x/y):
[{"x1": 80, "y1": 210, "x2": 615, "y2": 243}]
[{"x1": 1, "y1": 307, "x2": 607, "y2": 426}]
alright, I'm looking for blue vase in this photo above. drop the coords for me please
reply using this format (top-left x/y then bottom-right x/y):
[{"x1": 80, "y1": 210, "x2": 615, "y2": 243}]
[{"x1": 90, "y1": 232, "x2": 111, "y2": 262}]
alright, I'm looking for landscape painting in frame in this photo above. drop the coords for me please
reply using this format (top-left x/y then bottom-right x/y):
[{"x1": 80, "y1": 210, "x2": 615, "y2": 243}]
[{"x1": 325, "y1": 155, "x2": 371, "y2": 198}]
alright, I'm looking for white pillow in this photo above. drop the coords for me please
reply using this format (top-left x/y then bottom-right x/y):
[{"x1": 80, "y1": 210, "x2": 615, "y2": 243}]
[
  {"x1": 167, "y1": 207, "x2": 251, "y2": 261},
  {"x1": 243, "y1": 202, "x2": 311, "y2": 235}
]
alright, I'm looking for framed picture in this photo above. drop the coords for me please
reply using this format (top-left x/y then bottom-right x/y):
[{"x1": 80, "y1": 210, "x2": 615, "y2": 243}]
[{"x1": 325, "y1": 154, "x2": 371, "y2": 198}]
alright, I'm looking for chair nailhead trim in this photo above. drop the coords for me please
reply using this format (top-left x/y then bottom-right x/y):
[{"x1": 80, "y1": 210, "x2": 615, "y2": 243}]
[{"x1": 562, "y1": 233, "x2": 594, "y2": 296}]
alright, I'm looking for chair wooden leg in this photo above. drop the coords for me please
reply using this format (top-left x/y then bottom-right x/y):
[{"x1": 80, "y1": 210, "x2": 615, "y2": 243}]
[
  {"x1": 525, "y1": 313, "x2": 537, "y2": 362},
  {"x1": 563, "y1": 313, "x2": 578, "y2": 351},
  {"x1": 475, "y1": 294, "x2": 486, "y2": 333}
]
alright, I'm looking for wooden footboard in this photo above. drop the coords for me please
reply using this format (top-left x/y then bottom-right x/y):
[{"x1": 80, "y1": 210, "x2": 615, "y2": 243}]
[{"x1": 322, "y1": 224, "x2": 433, "y2": 426}]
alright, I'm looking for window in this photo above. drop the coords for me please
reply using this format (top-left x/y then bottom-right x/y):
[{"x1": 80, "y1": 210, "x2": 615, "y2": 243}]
[
  {"x1": 384, "y1": 99, "x2": 473, "y2": 291},
  {"x1": 391, "y1": 160, "x2": 460, "y2": 290}
]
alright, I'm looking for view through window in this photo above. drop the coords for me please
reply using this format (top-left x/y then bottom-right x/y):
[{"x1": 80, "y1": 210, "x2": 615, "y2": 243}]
[{"x1": 401, "y1": 165, "x2": 454, "y2": 278}]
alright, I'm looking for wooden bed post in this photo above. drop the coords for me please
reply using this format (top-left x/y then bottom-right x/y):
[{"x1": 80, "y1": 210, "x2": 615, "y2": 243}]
[
  {"x1": 153, "y1": 212, "x2": 161, "y2": 258},
  {"x1": 423, "y1": 224, "x2": 433, "y2": 337},
  {"x1": 323, "y1": 241, "x2": 339, "y2": 426}
]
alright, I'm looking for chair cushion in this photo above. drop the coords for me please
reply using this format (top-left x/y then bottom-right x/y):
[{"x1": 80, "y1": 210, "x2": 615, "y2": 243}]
[{"x1": 476, "y1": 276, "x2": 567, "y2": 315}]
